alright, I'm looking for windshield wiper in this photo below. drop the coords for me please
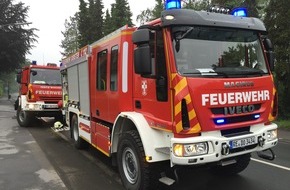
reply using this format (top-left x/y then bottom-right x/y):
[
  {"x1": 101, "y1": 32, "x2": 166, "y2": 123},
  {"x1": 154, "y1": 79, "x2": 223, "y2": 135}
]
[{"x1": 182, "y1": 71, "x2": 229, "y2": 77}]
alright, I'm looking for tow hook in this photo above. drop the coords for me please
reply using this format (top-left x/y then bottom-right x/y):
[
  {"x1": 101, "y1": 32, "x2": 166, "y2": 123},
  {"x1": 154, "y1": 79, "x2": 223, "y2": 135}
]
[
  {"x1": 221, "y1": 143, "x2": 230, "y2": 155},
  {"x1": 258, "y1": 136, "x2": 265, "y2": 147},
  {"x1": 257, "y1": 148, "x2": 276, "y2": 161}
]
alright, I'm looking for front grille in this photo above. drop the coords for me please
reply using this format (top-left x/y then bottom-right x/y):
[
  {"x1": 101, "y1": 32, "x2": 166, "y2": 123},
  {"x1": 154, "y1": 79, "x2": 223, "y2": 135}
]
[
  {"x1": 211, "y1": 104, "x2": 261, "y2": 125},
  {"x1": 39, "y1": 96, "x2": 60, "y2": 103},
  {"x1": 211, "y1": 104, "x2": 261, "y2": 115}
]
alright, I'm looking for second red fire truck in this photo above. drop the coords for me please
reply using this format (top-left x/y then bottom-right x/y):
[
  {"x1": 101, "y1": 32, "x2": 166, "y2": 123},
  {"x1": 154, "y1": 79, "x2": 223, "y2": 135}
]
[
  {"x1": 59, "y1": 1, "x2": 278, "y2": 189},
  {"x1": 15, "y1": 62, "x2": 62, "y2": 127}
]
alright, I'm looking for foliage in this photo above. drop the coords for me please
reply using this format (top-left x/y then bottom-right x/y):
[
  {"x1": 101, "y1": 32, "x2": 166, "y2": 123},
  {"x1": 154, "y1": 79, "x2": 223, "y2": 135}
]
[
  {"x1": 0, "y1": 0, "x2": 37, "y2": 74},
  {"x1": 75, "y1": 0, "x2": 104, "y2": 48},
  {"x1": 87, "y1": 0, "x2": 103, "y2": 43},
  {"x1": 103, "y1": 0, "x2": 133, "y2": 35},
  {"x1": 111, "y1": 0, "x2": 133, "y2": 28},
  {"x1": 264, "y1": 0, "x2": 290, "y2": 119},
  {"x1": 137, "y1": 0, "x2": 164, "y2": 24},
  {"x1": 136, "y1": 9, "x2": 152, "y2": 25},
  {"x1": 77, "y1": 0, "x2": 90, "y2": 48},
  {"x1": 183, "y1": 0, "x2": 209, "y2": 10},
  {"x1": 274, "y1": 120, "x2": 290, "y2": 129},
  {"x1": 103, "y1": 9, "x2": 112, "y2": 36},
  {"x1": 211, "y1": 0, "x2": 259, "y2": 17},
  {"x1": 60, "y1": 13, "x2": 79, "y2": 57},
  {"x1": 151, "y1": 0, "x2": 164, "y2": 19}
]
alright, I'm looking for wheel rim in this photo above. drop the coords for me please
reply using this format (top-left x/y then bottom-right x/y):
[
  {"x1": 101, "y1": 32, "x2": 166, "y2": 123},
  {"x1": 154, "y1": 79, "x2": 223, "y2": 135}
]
[{"x1": 122, "y1": 147, "x2": 139, "y2": 184}]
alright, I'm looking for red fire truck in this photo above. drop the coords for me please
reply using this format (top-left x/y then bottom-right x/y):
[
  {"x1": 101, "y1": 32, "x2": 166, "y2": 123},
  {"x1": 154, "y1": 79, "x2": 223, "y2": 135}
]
[
  {"x1": 15, "y1": 62, "x2": 62, "y2": 127},
  {"x1": 60, "y1": 2, "x2": 278, "y2": 189}
]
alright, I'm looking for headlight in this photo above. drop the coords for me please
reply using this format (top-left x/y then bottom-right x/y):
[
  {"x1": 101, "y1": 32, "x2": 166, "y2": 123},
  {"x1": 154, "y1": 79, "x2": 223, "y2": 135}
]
[
  {"x1": 267, "y1": 129, "x2": 278, "y2": 141},
  {"x1": 26, "y1": 104, "x2": 40, "y2": 110},
  {"x1": 173, "y1": 142, "x2": 208, "y2": 157}
]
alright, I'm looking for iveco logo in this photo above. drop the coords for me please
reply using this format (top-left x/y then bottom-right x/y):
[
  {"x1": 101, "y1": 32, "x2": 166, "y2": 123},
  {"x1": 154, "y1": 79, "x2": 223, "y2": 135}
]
[
  {"x1": 224, "y1": 81, "x2": 254, "y2": 88},
  {"x1": 224, "y1": 105, "x2": 255, "y2": 115}
]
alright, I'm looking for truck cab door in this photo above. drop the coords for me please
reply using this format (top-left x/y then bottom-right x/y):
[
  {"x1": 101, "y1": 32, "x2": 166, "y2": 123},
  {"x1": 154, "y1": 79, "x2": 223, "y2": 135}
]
[{"x1": 133, "y1": 29, "x2": 172, "y2": 130}]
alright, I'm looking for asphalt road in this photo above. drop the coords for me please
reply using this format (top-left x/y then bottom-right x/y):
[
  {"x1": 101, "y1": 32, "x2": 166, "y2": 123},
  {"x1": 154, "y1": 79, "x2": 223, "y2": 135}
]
[
  {"x1": 1, "y1": 97, "x2": 290, "y2": 190},
  {"x1": 31, "y1": 118, "x2": 290, "y2": 190}
]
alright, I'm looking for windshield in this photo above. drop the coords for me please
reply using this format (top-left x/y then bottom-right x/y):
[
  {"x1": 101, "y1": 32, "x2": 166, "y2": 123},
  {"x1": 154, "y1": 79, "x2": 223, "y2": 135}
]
[
  {"x1": 172, "y1": 26, "x2": 269, "y2": 77},
  {"x1": 30, "y1": 68, "x2": 61, "y2": 85}
]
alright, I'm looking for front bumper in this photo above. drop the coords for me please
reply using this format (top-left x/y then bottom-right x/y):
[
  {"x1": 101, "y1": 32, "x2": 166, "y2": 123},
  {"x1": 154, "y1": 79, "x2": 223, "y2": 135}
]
[
  {"x1": 170, "y1": 123, "x2": 278, "y2": 166},
  {"x1": 22, "y1": 102, "x2": 61, "y2": 117},
  {"x1": 23, "y1": 102, "x2": 59, "y2": 111}
]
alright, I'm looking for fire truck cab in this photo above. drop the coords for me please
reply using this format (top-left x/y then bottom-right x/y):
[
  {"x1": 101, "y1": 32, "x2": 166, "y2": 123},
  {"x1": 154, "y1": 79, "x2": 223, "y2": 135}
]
[
  {"x1": 60, "y1": 1, "x2": 278, "y2": 189},
  {"x1": 15, "y1": 62, "x2": 62, "y2": 127}
]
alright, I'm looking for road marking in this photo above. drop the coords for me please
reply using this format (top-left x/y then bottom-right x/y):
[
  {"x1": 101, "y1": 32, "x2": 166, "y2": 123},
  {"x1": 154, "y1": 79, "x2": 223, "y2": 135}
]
[{"x1": 251, "y1": 158, "x2": 290, "y2": 171}]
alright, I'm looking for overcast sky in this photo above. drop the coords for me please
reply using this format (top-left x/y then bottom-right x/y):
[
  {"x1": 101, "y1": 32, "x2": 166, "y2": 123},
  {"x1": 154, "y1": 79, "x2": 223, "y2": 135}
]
[{"x1": 18, "y1": 0, "x2": 157, "y2": 65}]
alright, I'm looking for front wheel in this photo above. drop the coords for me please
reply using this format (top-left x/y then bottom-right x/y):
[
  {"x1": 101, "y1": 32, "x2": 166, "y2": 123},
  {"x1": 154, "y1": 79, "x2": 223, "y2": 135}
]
[
  {"x1": 16, "y1": 107, "x2": 33, "y2": 127},
  {"x1": 210, "y1": 153, "x2": 251, "y2": 175},
  {"x1": 117, "y1": 130, "x2": 157, "y2": 190}
]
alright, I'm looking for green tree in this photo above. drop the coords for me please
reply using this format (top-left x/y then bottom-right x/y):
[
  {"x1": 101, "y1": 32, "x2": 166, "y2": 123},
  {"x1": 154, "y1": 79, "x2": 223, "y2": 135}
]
[
  {"x1": 77, "y1": 0, "x2": 104, "y2": 47},
  {"x1": 111, "y1": 0, "x2": 133, "y2": 30},
  {"x1": 88, "y1": 0, "x2": 103, "y2": 42},
  {"x1": 136, "y1": 9, "x2": 152, "y2": 25},
  {"x1": 78, "y1": 0, "x2": 90, "y2": 47},
  {"x1": 211, "y1": 0, "x2": 260, "y2": 17},
  {"x1": 264, "y1": 0, "x2": 290, "y2": 118},
  {"x1": 60, "y1": 13, "x2": 79, "y2": 57},
  {"x1": 151, "y1": 0, "x2": 164, "y2": 19},
  {"x1": 183, "y1": 0, "x2": 209, "y2": 10},
  {"x1": 0, "y1": 0, "x2": 37, "y2": 74},
  {"x1": 137, "y1": 0, "x2": 164, "y2": 24},
  {"x1": 103, "y1": 9, "x2": 113, "y2": 35}
]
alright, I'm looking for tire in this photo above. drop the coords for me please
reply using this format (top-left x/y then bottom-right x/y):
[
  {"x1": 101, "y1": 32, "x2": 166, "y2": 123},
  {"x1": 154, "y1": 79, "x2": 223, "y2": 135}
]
[
  {"x1": 210, "y1": 153, "x2": 251, "y2": 175},
  {"x1": 16, "y1": 107, "x2": 32, "y2": 127},
  {"x1": 117, "y1": 130, "x2": 156, "y2": 190},
  {"x1": 71, "y1": 114, "x2": 88, "y2": 149}
]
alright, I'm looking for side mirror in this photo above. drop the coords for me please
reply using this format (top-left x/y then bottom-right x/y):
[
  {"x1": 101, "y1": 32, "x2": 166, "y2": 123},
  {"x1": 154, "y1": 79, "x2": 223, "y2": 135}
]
[
  {"x1": 16, "y1": 69, "x2": 22, "y2": 84},
  {"x1": 134, "y1": 45, "x2": 152, "y2": 75},
  {"x1": 263, "y1": 38, "x2": 275, "y2": 71},
  {"x1": 268, "y1": 51, "x2": 275, "y2": 71},
  {"x1": 264, "y1": 38, "x2": 273, "y2": 50},
  {"x1": 132, "y1": 29, "x2": 150, "y2": 45},
  {"x1": 133, "y1": 28, "x2": 153, "y2": 75}
]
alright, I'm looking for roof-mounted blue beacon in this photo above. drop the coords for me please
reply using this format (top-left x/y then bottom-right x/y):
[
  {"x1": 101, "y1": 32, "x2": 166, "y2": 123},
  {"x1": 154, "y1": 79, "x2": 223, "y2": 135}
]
[
  {"x1": 165, "y1": 0, "x2": 181, "y2": 10},
  {"x1": 231, "y1": 7, "x2": 248, "y2": 17}
]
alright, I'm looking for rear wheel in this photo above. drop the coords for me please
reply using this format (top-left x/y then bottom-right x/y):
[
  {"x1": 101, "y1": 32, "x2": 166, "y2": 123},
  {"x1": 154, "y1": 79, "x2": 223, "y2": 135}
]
[
  {"x1": 71, "y1": 114, "x2": 88, "y2": 149},
  {"x1": 117, "y1": 130, "x2": 157, "y2": 190},
  {"x1": 16, "y1": 107, "x2": 33, "y2": 127},
  {"x1": 210, "y1": 153, "x2": 251, "y2": 175}
]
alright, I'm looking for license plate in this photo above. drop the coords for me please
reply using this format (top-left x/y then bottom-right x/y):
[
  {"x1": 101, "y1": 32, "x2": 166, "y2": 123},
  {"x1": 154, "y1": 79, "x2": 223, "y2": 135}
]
[
  {"x1": 229, "y1": 136, "x2": 256, "y2": 149},
  {"x1": 43, "y1": 104, "x2": 58, "y2": 109}
]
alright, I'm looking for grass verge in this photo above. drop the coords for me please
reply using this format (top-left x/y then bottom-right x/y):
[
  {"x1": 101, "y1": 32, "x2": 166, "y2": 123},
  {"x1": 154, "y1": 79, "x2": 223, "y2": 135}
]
[{"x1": 275, "y1": 120, "x2": 290, "y2": 130}]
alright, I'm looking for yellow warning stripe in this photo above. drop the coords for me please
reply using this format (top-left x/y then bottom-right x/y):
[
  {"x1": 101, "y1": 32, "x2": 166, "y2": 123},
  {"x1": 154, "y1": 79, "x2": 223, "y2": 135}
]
[{"x1": 174, "y1": 77, "x2": 187, "y2": 95}]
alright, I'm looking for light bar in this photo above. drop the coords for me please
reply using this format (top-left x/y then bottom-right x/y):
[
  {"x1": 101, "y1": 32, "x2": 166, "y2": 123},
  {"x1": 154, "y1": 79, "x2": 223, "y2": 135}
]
[
  {"x1": 231, "y1": 7, "x2": 247, "y2": 17},
  {"x1": 209, "y1": 6, "x2": 230, "y2": 14},
  {"x1": 31, "y1": 60, "x2": 37, "y2": 65},
  {"x1": 165, "y1": 0, "x2": 181, "y2": 10}
]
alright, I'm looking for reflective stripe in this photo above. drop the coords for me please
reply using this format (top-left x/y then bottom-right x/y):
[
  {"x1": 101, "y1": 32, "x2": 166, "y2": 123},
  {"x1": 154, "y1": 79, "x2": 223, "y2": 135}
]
[{"x1": 122, "y1": 42, "x2": 128, "y2": 93}]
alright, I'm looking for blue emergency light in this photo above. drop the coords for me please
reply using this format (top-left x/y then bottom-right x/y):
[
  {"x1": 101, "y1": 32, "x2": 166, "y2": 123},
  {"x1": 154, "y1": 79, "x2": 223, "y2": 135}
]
[
  {"x1": 231, "y1": 7, "x2": 247, "y2": 17},
  {"x1": 31, "y1": 61, "x2": 37, "y2": 65},
  {"x1": 215, "y1": 118, "x2": 226, "y2": 125},
  {"x1": 165, "y1": 0, "x2": 181, "y2": 10}
]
